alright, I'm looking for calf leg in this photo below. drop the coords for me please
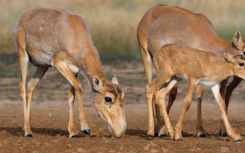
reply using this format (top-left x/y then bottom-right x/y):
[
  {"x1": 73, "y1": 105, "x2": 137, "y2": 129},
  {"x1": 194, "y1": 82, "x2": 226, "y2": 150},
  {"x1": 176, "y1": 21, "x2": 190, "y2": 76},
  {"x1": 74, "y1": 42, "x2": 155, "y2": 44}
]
[
  {"x1": 175, "y1": 78, "x2": 197, "y2": 140},
  {"x1": 212, "y1": 84, "x2": 242, "y2": 141},
  {"x1": 155, "y1": 78, "x2": 180, "y2": 139},
  {"x1": 220, "y1": 77, "x2": 241, "y2": 136},
  {"x1": 146, "y1": 76, "x2": 171, "y2": 136},
  {"x1": 158, "y1": 83, "x2": 178, "y2": 137}
]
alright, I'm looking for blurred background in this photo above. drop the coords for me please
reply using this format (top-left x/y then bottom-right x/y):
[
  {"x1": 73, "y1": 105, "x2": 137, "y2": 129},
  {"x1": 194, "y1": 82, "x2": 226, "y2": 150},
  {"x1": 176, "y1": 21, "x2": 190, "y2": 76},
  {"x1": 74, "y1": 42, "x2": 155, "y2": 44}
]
[{"x1": 1, "y1": 0, "x2": 245, "y2": 57}]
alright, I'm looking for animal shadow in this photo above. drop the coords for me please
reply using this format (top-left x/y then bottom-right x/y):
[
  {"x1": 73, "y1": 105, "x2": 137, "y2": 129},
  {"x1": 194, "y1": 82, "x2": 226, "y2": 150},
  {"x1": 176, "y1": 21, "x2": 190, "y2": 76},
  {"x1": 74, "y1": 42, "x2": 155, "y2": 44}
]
[{"x1": 0, "y1": 127, "x2": 70, "y2": 137}]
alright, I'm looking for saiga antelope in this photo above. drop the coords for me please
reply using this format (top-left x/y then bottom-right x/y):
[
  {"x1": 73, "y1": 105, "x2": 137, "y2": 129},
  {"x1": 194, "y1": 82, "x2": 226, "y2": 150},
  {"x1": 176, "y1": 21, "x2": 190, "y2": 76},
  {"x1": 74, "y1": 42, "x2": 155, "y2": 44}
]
[
  {"x1": 146, "y1": 44, "x2": 245, "y2": 141},
  {"x1": 137, "y1": 4, "x2": 245, "y2": 137},
  {"x1": 14, "y1": 7, "x2": 126, "y2": 138}
]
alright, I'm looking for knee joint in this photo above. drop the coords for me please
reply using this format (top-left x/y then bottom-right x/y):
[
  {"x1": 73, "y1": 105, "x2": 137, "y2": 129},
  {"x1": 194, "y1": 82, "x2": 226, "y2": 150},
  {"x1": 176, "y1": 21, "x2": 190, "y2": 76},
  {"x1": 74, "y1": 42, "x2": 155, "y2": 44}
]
[
  {"x1": 155, "y1": 93, "x2": 164, "y2": 105},
  {"x1": 27, "y1": 83, "x2": 34, "y2": 94},
  {"x1": 75, "y1": 83, "x2": 83, "y2": 93}
]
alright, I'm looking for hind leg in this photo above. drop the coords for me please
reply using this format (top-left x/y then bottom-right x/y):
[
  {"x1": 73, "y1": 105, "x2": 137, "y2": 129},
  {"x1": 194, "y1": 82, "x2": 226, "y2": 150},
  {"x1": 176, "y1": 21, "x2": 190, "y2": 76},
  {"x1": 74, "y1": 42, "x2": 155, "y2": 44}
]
[
  {"x1": 158, "y1": 83, "x2": 178, "y2": 137},
  {"x1": 16, "y1": 29, "x2": 31, "y2": 137},
  {"x1": 25, "y1": 67, "x2": 48, "y2": 137}
]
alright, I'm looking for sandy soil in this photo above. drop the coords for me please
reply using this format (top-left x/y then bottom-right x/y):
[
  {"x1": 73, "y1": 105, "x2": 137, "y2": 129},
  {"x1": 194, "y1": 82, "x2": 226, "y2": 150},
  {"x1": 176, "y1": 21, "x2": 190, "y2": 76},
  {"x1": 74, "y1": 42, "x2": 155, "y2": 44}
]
[{"x1": 0, "y1": 56, "x2": 245, "y2": 153}]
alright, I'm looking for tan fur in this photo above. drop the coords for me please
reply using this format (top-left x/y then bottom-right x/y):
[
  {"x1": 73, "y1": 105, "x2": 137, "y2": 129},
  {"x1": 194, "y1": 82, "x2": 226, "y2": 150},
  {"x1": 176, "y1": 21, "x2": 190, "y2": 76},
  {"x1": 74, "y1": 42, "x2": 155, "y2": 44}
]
[
  {"x1": 146, "y1": 44, "x2": 245, "y2": 141},
  {"x1": 137, "y1": 4, "x2": 245, "y2": 136},
  {"x1": 14, "y1": 7, "x2": 126, "y2": 138}
]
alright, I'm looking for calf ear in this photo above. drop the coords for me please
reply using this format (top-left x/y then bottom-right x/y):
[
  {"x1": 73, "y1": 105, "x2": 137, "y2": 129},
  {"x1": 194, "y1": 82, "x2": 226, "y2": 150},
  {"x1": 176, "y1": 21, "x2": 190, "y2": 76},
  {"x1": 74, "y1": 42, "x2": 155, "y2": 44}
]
[
  {"x1": 233, "y1": 31, "x2": 243, "y2": 49},
  {"x1": 224, "y1": 52, "x2": 235, "y2": 63},
  {"x1": 93, "y1": 76, "x2": 102, "y2": 91},
  {"x1": 111, "y1": 74, "x2": 118, "y2": 85}
]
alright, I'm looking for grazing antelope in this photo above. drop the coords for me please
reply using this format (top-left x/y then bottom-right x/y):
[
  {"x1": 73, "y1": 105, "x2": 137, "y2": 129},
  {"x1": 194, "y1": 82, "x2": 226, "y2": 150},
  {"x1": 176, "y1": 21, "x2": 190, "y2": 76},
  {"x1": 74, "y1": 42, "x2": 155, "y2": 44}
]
[
  {"x1": 14, "y1": 7, "x2": 126, "y2": 138},
  {"x1": 137, "y1": 4, "x2": 245, "y2": 137},
  {"x1": 146, "y1": 44, "x2": 244, "y2": 141}
]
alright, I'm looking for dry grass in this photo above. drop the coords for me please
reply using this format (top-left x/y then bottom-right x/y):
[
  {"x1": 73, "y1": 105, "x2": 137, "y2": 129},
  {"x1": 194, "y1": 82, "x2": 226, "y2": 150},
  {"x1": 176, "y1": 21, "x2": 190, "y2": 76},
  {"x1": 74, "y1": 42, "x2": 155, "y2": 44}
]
[{"x1": 1, "y1": 0, "x2": 245, "y2": 55}]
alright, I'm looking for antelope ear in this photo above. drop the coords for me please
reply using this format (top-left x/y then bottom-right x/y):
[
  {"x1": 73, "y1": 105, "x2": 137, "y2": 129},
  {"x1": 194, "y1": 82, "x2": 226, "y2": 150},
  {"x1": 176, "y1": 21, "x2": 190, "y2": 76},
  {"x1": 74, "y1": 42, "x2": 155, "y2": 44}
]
[
  {"x1": 111, "y1": 74, "x2": 118, "y2": 85},
  {"x1": 233, "y1": 31, "x2": 243, "y2": 48},
  {"x1": 93, "y1": 76, "x2": 102, "y2": 91},
  {"x1": 224, "y1": 52, "x2": 234, "y2": 63}
]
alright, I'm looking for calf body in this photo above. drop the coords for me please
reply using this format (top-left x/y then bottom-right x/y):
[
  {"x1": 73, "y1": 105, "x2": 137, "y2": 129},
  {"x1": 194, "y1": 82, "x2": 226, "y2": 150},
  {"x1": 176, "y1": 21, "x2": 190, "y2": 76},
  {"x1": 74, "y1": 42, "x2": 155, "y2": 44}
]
[{"x1": 146, "y1": 44, "x2": 245, "y2": 141}]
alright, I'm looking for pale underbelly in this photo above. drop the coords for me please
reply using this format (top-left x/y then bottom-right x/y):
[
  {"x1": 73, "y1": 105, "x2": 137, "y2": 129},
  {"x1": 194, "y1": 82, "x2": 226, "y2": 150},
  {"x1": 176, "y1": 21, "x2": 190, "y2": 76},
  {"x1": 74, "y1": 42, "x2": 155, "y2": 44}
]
[
  {"x1": 176, "y1": 75, "x2": 217, "y2": 87},
  {"x1": 28, "y1": 52, "x2": 52, "y2": 67}
]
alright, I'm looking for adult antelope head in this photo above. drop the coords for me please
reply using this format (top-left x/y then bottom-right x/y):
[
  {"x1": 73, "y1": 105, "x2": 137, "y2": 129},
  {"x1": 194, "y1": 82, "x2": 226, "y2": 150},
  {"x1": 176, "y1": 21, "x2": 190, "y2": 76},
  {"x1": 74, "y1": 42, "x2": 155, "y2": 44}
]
[{"x1": 93, "y1": 75, "x2": 126, "y2": 138}]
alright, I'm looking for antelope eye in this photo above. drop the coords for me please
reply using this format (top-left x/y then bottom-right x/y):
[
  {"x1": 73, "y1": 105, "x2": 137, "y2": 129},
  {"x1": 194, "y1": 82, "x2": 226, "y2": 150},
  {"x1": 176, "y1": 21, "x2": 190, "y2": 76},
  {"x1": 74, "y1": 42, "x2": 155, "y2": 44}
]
[
  {"x1": 239, "y1": 63, "x2": 244, "y2": 67},
  {"x1": 105, "y1": 97, "x2": 112, "y2": 103},
  {"x1": 243, "y1": 52, "x2": 245, "y2": 55}
]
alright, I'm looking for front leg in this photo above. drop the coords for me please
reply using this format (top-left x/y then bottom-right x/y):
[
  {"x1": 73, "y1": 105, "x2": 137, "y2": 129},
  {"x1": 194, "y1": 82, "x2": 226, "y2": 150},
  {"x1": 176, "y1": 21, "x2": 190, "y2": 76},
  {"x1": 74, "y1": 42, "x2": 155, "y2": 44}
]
[
  {"x1": 54, "y1": 61, "x2": 90, "y2": 135},
  {"x1": 67, "y1": 74, "x2": 79, "y2": 137},
  {"x1": 155, "y1": 78, "x2": 180, "y2": 139},
  {"x1": 220, "y1": 77, "x2": 241, "y2": 136},
  {"x1": 211, "y1": 84, "x2": 242, "y2": 141},
  {"x1": 175, "y1": 78, "x2": 197, "y2": 140},
  {"x1": 158, "y1": 83, "x2": 178, "y2": 137},
  {"x1": 196, "y1": 85, "x2": 207, "y2": 137}
]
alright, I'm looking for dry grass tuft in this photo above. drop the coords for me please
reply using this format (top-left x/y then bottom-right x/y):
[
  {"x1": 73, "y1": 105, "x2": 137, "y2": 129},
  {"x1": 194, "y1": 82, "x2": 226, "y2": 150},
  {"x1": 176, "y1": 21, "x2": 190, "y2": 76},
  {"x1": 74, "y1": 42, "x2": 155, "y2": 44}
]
[{"x1": 0, "y1": 0, "x2": 245, "y2": 56}]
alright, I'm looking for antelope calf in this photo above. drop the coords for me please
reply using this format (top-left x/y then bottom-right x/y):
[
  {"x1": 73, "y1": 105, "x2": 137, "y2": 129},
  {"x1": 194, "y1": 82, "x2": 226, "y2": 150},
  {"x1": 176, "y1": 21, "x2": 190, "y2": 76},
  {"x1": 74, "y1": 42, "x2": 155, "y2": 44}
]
[
  {"x1": 14, "y1": 7, "x2": 126, "y2": 138},
  {"x1": 146, "y1": 44, "x2": 245, "y2": 141}
]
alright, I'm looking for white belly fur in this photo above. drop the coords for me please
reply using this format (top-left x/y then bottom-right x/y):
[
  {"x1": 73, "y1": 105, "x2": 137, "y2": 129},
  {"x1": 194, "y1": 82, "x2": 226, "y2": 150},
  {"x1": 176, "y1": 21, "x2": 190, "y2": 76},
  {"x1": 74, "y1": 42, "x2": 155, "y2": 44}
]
[
  {"x1": 67, "y1": 62, "x2": 79, "y2": 74},
  {"x1": 176, "y1": 75, "x2": 217, "y2": 87},
  {"x1": 29, "y1": 52, "x2": 52, "y2": 66}
]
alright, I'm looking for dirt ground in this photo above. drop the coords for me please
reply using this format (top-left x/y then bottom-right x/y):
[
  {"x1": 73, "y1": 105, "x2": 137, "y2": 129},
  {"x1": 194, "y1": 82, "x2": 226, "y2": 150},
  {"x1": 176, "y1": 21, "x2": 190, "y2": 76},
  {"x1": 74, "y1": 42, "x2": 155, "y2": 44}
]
[{"x1": 1, "y1": 54, "x2": 245, "y2": 153}]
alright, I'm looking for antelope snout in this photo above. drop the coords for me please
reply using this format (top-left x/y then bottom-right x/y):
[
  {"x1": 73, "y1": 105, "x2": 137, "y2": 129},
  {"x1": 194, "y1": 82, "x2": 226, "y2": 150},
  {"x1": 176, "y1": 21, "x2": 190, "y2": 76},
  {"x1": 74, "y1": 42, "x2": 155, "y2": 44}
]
[{"x1": 108, "y1": 118, "x2": 126, "y2": 138}]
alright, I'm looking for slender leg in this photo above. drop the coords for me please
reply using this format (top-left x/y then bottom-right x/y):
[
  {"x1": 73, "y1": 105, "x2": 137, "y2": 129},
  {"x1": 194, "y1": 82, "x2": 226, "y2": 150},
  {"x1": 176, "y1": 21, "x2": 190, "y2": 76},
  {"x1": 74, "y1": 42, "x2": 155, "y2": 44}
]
[
  {"x1": 175, "y1": 78, "x2": 197, "y2": 140},
  {"x1": 146, "y1": 76, "x2": 171, "y2": 136},
  {"x1": 54, "y1": 61, "x2": 90, "y2": 135},
  {"x1": 155, "y1": 78, "x2": 180, "y2": 139},
  {"x1": 153, "y1": 90, "x2": 162, "y2": 135},
  {"x1": 68, "y1": 73, "x2": 80, "y2": 137},
  {"x1": 220, "y1": 77, "x2": 241, "y2": 136},
  {"x1": 211, "y1": 84, "x2": 242, "y2": 141},
  {"x1": 219, "y1": 78, "x2": 228, "y2": 136},
  {"x1": 196, "y1": 85, "x2": 207, "y2": 137},
  {"x1": 158, "y1": 83, "x2": 178, "y2": 137},
  {"x1": 16, "y1": 29, "x2": 30, "y2": 137},
  {"x1": 25, "y1": 66, "x2": 48, "y2": 137},
  {"x1": 140, "y1": 44, "x2": 160, "y2": 136},
  {"x1": 140, "y1": 45, "x2": 152, "y2": 83}
]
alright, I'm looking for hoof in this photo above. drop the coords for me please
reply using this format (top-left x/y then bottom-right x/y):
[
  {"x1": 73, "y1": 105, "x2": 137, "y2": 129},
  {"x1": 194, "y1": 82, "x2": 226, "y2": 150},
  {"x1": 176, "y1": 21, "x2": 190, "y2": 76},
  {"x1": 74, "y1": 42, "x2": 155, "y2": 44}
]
[
  {"x1": 198, "y1": 132, "x2": 207, "y2": 138},
  {"x1": 25, "y1": 133, "x2": 32, "y2": 137},
  {"x1": 219, "y1": 131, "x2": 228, "y2": 137},
  {"x1": 82, "y1": 129, "x2": 90, "y2": 134},
  {"x1": 235, "y1": 139, "x2": 243, "y2": 142},
  {"x1": 159, "y1": 133, "x2": 168, "y2": 137},
  {"x1": 147, "y1": 134, "x2": 155, "y2": 138},
  {"x1": 176, "y1": 138, "x2": 183, "y2": 141},
  {"x1": 71, "y1": 134, "x2": 79, "y2": 138}
]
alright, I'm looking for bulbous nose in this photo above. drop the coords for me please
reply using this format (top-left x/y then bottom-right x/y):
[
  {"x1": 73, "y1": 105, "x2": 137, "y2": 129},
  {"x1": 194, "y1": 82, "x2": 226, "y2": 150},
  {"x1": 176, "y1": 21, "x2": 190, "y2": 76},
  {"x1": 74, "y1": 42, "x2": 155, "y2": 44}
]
[{"x1": 108, "y1": 118, "x2": 126, "y2": 138}]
